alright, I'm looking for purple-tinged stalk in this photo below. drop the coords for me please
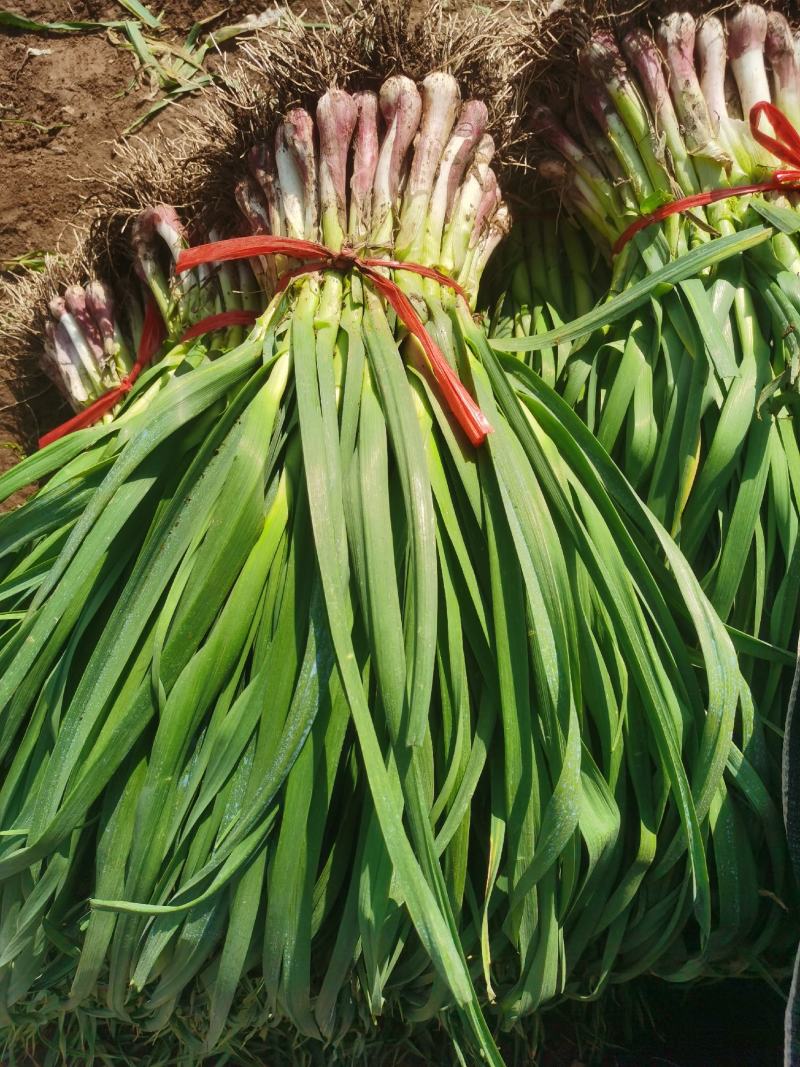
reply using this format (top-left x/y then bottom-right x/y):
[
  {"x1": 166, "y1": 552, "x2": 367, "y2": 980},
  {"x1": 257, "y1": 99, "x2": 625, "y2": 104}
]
[
  {"x1": 43, "y1": 284, "x2": 138, "y2": 412},
  {"x1": 131, "y1": 204, "x2": 213, "y2": 326},
  {"x1": 728, "y1": 5, "x2": 771, "y2": 118},
  {"x1": 236, "y1": 176, "x2": 270, "y2": 233},
  {"x1": 577, "y1": 67, "x2": 657, "y2": 207},
  {"x1": 657, "y1": 13, "x2": 731, "y2": 177},
  {"x1": 249, "y1": 145, "x2": 285, "y2": 239},
  {"x1": 64, "y1": 284, "x2": 105, "y2": 364},
  {"x1": 696, "y1": 17, "x2": 728, "y2": 131},
  {"x1": 348, "y1": 91, "x2": 379, "y2": 239},
  {"x1": 48, "y1": 295, "x2": 105, "y2": 394},
  {"x1": 459, "y1": 199, "x2": 509, "y2": 296},
  {"x1": 235, "y1": 177, "x2": 278, "y2": 295},
  {"x1": 284, "y1": 109, "x2": 319, "y2": 240},
  {"x1": 537, "y1": 157, "x2": 619, "y2": 246},
  {"x1": 653, "y1": 12, "x2": 745, "y2": 241},
  {"x1": 315, "y1": 90, "x2": 358, "y2": 386},
  {"x1": 316, "y1": 90, "x2": 358, "y2": 250},
  {"x1": 275, "y1": 118, "x2": 308, "y2": 240},
  {"x1": 248, "y1": 144, "x2": 289, "y2": 279},
  {"x1": 396, "y1": 72, "x2": 461, "y2": 260},
  {"x1": 623, "y1": 29, "x2": 700, "y2": 195},
  {"x1": 147, "y1": 204, "x2": 184, "y2": 261},
  {"x1": 471, "y1": 170, "x2": 501, "y2": 248},
  {"x1": 132, "y1": 204, "x2": 183, "y2": 319},
  {"x1": 424, "y1": 99, "x2": 488, "y2": 268},
  {"x1": 577, "y1": 120, "x2": 639, "y2": 214},
  {"x1": 43, "y1": 320, "x2": 91, "y2": 408},
  {"x1": 533, "y1": 105, "x2": 625, "y2": 221},
  {"x1": 440, "y1": 133, "x2": 495, "y2": 275},
  {"x1": 85, "y1": 280, "x2": 134, "y2": 377},
  {"x1": 727, "y1": 4, "x2": 781, "y2": 170},
  {"x1": 371, "y1": 76, "x2": 422, "y2": 246},
  {"x1": 585, "y1": 32, "x2": 674, "y2": 202},
  {"x1": 696, "y1": 17, "x2": 753, "y2": 178},
  {"x1": 765, "y1": 13, "x2": 800, "y2": 131}
]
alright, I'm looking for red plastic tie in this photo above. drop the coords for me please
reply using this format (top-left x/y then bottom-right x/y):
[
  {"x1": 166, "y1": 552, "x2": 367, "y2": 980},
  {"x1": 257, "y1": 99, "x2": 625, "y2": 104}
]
[
  {"x1": 176, "y1": 235, "x2": 492, "y2": 446},
  {"x1": 612, "y1": 102, "x2": 800, "y2": 255},
  {"x1": 179, "y1": 309, "x2": 257, "y2": 341}
]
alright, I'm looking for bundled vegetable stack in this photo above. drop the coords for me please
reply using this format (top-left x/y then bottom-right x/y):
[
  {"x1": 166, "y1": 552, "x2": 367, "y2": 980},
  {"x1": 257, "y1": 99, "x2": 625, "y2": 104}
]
[
  {"x1": 493, "y1": 2, "x2": 800, "y2": 783},
  {"x1": 0, "y1": 5, "x2": 795, "y2": 1063}
]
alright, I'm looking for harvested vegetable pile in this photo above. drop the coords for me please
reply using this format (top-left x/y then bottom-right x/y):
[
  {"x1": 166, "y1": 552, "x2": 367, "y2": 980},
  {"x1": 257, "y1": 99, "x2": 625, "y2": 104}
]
[
  {"x1": 492, "y1": 0, "x2": 800, "y2": 950},
  {"x1": 0, "y1": 2, "x2": 797, "y2": 1064},
  {"x1": 495, "y1": 3, "x2": 800, "y2": 697}
]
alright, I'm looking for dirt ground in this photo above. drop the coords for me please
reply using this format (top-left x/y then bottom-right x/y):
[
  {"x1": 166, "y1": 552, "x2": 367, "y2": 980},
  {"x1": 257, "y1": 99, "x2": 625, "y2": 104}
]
[{"x1": 0, "y1": 0, "x2": 258, "y2": 264}]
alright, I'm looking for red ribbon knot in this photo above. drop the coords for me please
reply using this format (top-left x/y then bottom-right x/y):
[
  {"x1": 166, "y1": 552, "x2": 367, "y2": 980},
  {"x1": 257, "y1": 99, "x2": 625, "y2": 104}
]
[{"x1": 175, "y1": 234, "x2": 491, "y2": 446}]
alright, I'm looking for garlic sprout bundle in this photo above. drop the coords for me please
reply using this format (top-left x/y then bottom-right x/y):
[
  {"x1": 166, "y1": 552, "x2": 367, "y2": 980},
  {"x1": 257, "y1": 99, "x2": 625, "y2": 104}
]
[
  {"x1": 234, "y1": 76, "x2": 506, "y2": 305},
  {"x1": 533, "y1": 5, "x2": 800, "y2": 253},
  {"x1": 493, "y1": 4, "x2": 800, "y2": 794}
]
